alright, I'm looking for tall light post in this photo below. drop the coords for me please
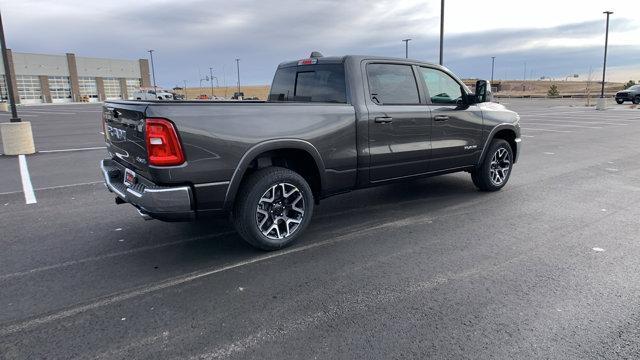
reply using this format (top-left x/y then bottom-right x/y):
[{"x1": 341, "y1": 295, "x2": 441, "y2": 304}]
[
  {"x1": 439, "y1": 0, "x2": 444, "y2": 65},
  {"x1": 600, "y1": 11, "x2": 613, "y2": 99},
  {"x1": 183, "y1": 80, "x2": 187, "y2": 100},
  {"x1": 491, "y1": 56, "x2": 495, "y2": 82},
  {"x1": 209, "y1": 67, "x2": 215, "y2": 98},
  {"x1": 235, "y1": 58, "x2": 241, "y2": 97},
  {"x1": 0, "y1": 11, "x2": 19, "y2": 122},
  {"x1": 522, "y1": 61, "x2": 527, "y2": 92},
  {"x1": 148, "y1": 49, "x2": 157, "y2": 91},
  {"x1": 402, "y1": 39, "x2": 411, "y2": 59}
]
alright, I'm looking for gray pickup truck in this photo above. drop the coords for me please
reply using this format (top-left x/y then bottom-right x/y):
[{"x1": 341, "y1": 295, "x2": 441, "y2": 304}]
[{"x1": 101, "y1": 54, "x2": 521, "y2": 250}]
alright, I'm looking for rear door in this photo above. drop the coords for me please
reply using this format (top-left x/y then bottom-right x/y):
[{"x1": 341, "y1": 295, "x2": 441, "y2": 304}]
[
  {"x1": 102, "y1": 103, "x2": 150, "y2": 174},
  {"x1": 418, "y1": 67, "x2": 484, "y2": 170},
  {"x1": 364, "y1": 62, "x2": 432, "y2": 182}
]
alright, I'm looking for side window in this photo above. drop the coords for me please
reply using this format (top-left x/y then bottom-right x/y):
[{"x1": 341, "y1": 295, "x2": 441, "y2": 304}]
[
  {"x1": 268, "y1": 66, "x2": 296, "y2": 101},
  {"x1": 419, "y1": 67, "x2": 463, "y2": 105},
  {"x1": 268, "y1": 64, "x2": 346, "y2": 103},
  {"x1": 367, "y1": 64, "x2": 420, "y2": 105}
]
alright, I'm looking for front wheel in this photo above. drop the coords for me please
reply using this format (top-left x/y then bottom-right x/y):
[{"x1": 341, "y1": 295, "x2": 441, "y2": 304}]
[
  {"x1": 233, "y1": 167, "x2": 314, "y2": 251},
  {"x1": 472, "y1": 139, "x2": 514, "y2": 191},
  {"x1": 616, "y1": 99, "x2": 624, "y2": 104}
]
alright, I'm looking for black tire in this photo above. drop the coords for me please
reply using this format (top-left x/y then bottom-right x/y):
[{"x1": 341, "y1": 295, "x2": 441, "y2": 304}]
[
  {"x1": 616, "y1": 99, "x2": 624, "y2": 104},
  {"x1": 233, "y1": 167, "x2": 314, "y2": 251},
  {"x1": 633, "y1": 96, "x2": 640, "y2": 105},
  {"x1": 472, "y1": 139, "x2": 513, "y2": 192}
]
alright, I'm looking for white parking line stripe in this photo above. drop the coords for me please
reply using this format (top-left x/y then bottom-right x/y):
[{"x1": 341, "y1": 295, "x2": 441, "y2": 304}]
[
  {"x1": 38, "y1": 146, "x2": 106, "y2": 154},
  {"x1": 18, "y1": 155, "x2": 37, "y2": 204},
  {"x1": 522, "y1": 123, "x2": 602, "y2": 129},
  {"x1": 521, "y1": 127, "x2": 573, "y2": 133},
  {"x1": 0, "y1": 113, "x2": 38, "y2": 117},
  {"x1": 19, "y1": 111, "x2": 77, "y2": 115},
  {"x1": 0, "y1": 231, "x2": 235, "y2": 281},
  {"x1": 0, "y1": 181, "x2": 103, "y2": 196},
  {"x1": 522, "y1": 119, "x2": 629, "y2": 126},
  {"x1": 0, "y1": 214, "x2": 432, "y2": 336}
]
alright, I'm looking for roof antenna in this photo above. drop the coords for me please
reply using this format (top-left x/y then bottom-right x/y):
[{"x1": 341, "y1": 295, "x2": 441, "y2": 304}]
[{"x1": 309, "y1": 51, "x2": 324, "y2": 58}]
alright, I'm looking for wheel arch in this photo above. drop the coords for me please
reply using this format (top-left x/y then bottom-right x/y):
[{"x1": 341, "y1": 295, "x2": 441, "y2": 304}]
[
  {"x1": 477, "y1": 125, "x2": 519, "y2": 166},
  {"x1": 224, "y1": 139, "x2": 326, "y2": 210}
]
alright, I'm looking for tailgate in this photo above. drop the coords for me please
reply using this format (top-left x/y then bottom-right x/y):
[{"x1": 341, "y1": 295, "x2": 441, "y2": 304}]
[{"x1": 103, "y1": 102, "x2": 149, "y2": 174}]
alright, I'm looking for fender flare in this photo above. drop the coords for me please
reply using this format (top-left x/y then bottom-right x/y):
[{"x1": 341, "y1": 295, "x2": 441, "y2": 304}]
[
  {"x1": 477, "y1": 123, "x2": 520, "y2": 166},
  {"x1": 223, "y1": 139, "x2": 327, "y2": 210}
]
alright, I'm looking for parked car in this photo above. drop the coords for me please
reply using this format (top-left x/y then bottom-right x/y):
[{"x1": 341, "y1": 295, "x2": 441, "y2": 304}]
[
  {"x1": 615, "y1": 85, "x2": 640, "y2": 104},
  {"x1": 132, "y1": 89, "x2": 174, "y2": 101},
  {"x1": 101, "y1": 54, "x2": 521, "y2": 250}
]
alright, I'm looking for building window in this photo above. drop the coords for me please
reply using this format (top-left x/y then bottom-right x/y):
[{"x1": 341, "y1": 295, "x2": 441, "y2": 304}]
[
  {"x1": 48, "y1": 76, "x2": 72, "y2": 102},
  {"x1": 16, "y1": 75, "x2": 42, "y2": 102},
  {"x1": 126, "y1": 78, "x2": 141, "y2": 98},
  {"x1": 78, "y1": 77, "x2": 98, "y2": 101},
  {"x1": 0, "y1": 75, "x2": 7, "y2": 101},
  {"x1": 103, "y1": 77, "x2": 121, "y2": 99}
]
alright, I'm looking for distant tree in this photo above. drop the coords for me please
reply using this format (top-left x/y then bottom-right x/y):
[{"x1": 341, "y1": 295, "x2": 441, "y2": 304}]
[
  {"x1": 547, "y1": 84, "x2": 560, "y2": 97},
  {"x1": 623, "y1": 80, "x2": 637, "y2": 89}
]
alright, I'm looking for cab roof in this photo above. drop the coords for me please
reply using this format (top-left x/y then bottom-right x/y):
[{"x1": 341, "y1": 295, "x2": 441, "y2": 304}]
[{"x1": 277, "y1": 55, "x2": 444, "y2": 70}]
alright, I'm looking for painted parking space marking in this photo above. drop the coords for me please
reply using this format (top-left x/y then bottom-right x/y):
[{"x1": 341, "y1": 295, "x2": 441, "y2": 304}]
[
  {"x1": 522, "y1": 119, "x2": 629, "y2": 126},
  {"x1": 521, "y1": 123, "x2": 602, "y2": 129},
  {"x1": 38, "y1": 146, "x2": 106, "y2": 154},
  {"x1": 18, "y1": 155, "x2": 37, "y2": 204},
  {"x1": 521, "y1": 127, "x2": 573, "y2": 133}
]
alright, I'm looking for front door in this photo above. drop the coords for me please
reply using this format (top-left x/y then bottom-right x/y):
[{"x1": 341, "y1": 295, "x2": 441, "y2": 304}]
[
  {"x1": 418, "y1": 67, "x2": 484, "y2": 171},
  {"x1": 365, "y1": 63, "x2": 432, "y2": 182}
]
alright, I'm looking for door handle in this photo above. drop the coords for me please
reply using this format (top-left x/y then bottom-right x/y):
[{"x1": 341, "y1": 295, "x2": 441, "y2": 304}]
[
  {"x1": 434, "y1": 115, "x2": 449, "y2": 121},
  {"x1": 374, "y1": 116, "x2": 393, "y2": 124}
]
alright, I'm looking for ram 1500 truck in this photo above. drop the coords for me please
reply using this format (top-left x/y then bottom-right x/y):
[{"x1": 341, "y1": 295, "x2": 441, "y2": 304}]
[{"x1": 101, "y1": 54, "x2": 521, "y2": 250}]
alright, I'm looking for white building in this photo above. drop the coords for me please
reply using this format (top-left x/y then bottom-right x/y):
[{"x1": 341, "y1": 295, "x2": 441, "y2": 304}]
[{"x1": 0, "y1": 50, "x2": 151, "y2": 104}]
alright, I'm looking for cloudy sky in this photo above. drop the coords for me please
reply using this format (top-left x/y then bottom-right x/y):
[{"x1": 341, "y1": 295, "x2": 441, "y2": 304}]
[{"x1": 3, "y1": 0, "x2": 640, "y2": 88}]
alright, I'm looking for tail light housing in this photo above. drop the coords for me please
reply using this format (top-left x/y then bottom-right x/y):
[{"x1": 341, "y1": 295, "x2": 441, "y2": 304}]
[{"x1": 145, "y1": 118, "x2": 185, "y2": 166}]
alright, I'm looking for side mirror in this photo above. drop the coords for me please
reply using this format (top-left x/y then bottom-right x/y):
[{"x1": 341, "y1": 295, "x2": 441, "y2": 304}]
[{"x1": 475, "y1": 80, "x2": 493, "y2": 103}]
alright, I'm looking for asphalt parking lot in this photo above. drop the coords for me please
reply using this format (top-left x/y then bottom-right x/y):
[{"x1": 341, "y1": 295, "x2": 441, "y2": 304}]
[{"x1": 1, "y1": 99, "x2": 640, "y2": 359}]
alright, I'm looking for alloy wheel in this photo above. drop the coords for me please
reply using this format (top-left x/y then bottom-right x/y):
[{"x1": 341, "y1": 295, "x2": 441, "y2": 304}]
[
  {"x1": 256, "y1": 182, "x2": 305, "y2": 240},
  {"x1": 489, "y1": 147, "x2": 511, "y2": 186}
]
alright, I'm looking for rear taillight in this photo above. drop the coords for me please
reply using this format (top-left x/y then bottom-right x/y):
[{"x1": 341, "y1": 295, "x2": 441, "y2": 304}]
[{"x1": 145, "y1": 118, "x2": 185, "y2": 166}]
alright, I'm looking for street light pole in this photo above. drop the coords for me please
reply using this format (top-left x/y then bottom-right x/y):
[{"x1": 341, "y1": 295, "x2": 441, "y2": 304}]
[
  {"x1": 491, "y1": 56, "x2": 495, "y2": 82},
  {"x1": 439, "y1": 0, "x2": 444, "y2": 65},
  {"x1": 0, "y1": 11, "x2": 20, "y2": 122},
  {"x1": 600, "y1": 11, "x2": 613, "y2": 98},
  {"x1": 183, "y1": 80, "x2": 187, "y2": 100},
  {"x1": 148, "y1": 50, "x2": 157, "y2": 91},
  {"x1": 235, "y1": 58, "x2": 241, "y2": 97},
  {"x1": 209, "y1": 67, "x2": 214, "y2": 98},
  {"x1": 523, "y1": 61, "x2": 527, "y2": 92},
  {"x1": 402, "y1": 39, "x2": 411, "y2": 59}
]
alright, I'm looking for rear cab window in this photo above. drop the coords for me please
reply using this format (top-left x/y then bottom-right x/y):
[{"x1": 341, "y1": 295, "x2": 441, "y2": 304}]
[{"x1": 268, "y1": 63, "x2": 347, "y2": 103}]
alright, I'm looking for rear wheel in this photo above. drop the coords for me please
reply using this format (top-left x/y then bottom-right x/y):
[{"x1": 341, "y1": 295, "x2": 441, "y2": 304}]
[
  {"x1": 616, "y1": 99, "x2": 624, "y2": 104},
  {"x1": 233, "y1": 167, "x2": 314, "y2": 251},
  {"x1": 633, "y1": 96, "x2": 640, "y2": 105},
  {"x1": 472, "y1": 139, "x2": 513, "y2": 191}
]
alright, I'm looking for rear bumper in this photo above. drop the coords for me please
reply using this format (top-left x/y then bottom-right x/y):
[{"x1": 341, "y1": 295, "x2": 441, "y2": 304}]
[{"x1": 100, "y1": 159, "x2": 195, "y2": 221}]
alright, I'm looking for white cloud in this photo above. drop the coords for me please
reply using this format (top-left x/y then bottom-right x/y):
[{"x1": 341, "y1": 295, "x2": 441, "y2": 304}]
[{"x1": 1, "y1": 0, "x2": 639, "y2": 85}]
